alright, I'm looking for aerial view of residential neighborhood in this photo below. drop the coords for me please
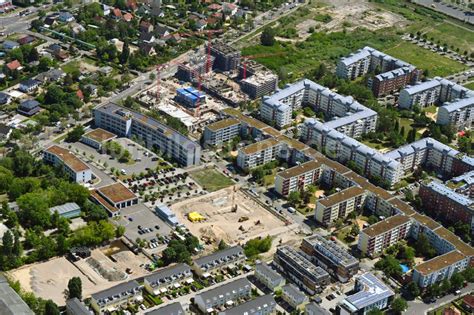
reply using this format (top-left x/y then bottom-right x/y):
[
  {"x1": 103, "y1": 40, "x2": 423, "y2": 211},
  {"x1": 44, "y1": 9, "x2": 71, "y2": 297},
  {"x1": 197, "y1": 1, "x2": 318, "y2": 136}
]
[{"x1": 0, "y1": 0, "x2": 473, "y2": 313}]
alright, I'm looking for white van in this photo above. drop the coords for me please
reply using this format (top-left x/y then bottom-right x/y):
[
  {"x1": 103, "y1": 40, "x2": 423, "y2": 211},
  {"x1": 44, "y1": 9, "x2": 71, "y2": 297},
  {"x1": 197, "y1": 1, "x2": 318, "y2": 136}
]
[{"x1": 288, "y1": 207, "x2": 296, "y2": 214}]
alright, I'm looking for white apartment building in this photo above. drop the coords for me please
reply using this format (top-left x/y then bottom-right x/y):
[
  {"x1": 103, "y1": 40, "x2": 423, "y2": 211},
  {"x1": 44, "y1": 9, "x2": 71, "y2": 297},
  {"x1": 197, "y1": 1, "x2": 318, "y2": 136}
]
[
  {"x1": 437, "y1": 96, "x2": 474, "y2": 130},
  {"x1": 314, "y1": 186, "x2": 366, "y2": 226},
  {"x1": 336, "y1": 48, "x2": 371, "y2": 80},
  {"x1": 43, "y1": 145, "x2": 92, "y2": 183},
  {"x1": 260, "y1": 101, "x2": 292, "y2": 129},
  {"x1": 399, "y1": 79, "x2": 442, "y2": 109},
  {"x1": 236, "y1": 138, "x2": 282, "y2": 170},
  {"x1": 358, "y1": 215, "x2": 412, "y2": 257},
  {"x1": 203, "y1": 118, "x2": 241, "y2": 146},
  {"x1": 274, "y1": 160, "x2": 323, "y2": 197},
  {"x1": 413, "y1": 250, "x2": 469, "y2": 288}
]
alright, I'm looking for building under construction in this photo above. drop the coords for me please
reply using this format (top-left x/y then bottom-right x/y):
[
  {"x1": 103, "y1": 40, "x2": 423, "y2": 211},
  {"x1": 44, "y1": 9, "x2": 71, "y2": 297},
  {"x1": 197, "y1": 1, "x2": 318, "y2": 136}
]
[
  {"x1": 209, "y1": 41, "x2": 241, "y2": 72},
  {"x1": 238, "y1": 60, "x2": 278, "y2": 99},
  {"x1": 176, "y1": 53, "x2": 215, "y2": 83}
]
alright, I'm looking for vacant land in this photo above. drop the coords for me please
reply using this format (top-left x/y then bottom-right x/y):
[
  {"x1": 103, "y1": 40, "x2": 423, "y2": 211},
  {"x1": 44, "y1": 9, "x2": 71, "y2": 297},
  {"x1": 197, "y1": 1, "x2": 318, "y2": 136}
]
[
  {"x1": 171, "y1": 187, "x2": 292, "y2": 247},
  {"x1": 384, "y1": 41, "x2": 467, "y2": 76},
  {"x1": 190, "y1": 168, "x2": 234, "y2": 192},
  {"x1": 424, "y1": 22, "x2": 474, "y2": 55}
]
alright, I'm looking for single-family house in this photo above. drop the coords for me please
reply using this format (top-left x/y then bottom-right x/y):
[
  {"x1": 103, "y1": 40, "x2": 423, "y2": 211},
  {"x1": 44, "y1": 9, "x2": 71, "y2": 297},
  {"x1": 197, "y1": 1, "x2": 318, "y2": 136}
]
[
  {"x1": 58, "y1": 11, "x2": 75, "y2": 22},
  {"x1": 19, "y1": 79, "x2": 40, "y2": 93},
  {"x1": 84, "y1": 84, "x2": 98, "y2": 97},
  {"x1": 18, "y1": 99, "x2": 40, "y2": 116},
  {"x1": 0, "y1": 124, "x2": 12, "y2": 141},
  {"x1": 6, "y1": 60, "x2": 22, "y2": 72},
  {"x1": 3, "y1": 40, "x2": 19, "y2": 51},
  {"x1": 155, "y1": 25, "x2": 170, "y2": 39},
  {"x1": 139, "y1": 43, "x2": 156, "y2": 56},
  {"x1": 139, "y1": 20, "x2": 154, "y2": 33},
  {"x1": 126, "y1": 0, "x2": 138, "y2": 11},
  {"x1": 123, "y1": 12, "x2": 133, "y2": 22},
  {"x1": 140, "y1": 32, "x2": 156, "y2": 44},
  {"x1": 17, "y1": 35, "x2": 35, "y2": 45},
  {"x1": 222, "y1": 3, "x2": 238, "y2": 15},
  {"x1": 111, "y1": 8, "x2": 122, "y2": 19},
  {"x1": 0, "y1": 92, "x2": 12, "y2": 105}
]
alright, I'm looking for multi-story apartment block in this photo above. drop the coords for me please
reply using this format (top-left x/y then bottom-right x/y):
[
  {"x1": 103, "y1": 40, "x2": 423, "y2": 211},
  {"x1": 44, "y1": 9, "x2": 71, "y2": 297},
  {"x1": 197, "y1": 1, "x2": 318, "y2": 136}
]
[
  {"x1": 339, "y1": 273, "x2": 394, "y2": 315},
  {"x1": 419, "y1": 181, "x2": 474, "y2": 232},
  {"x1": 337, "y1": 46, "x2": 420, "y2": 96},
  {"x1": 192, "y1": 246, "x2": 245, "y2": 277},
  {"x1": 274, "y1": 160, "x2": 323, "y2": 197},
  {"x1": 91, "y1": 280, "x2": 142, "y2": 314},
  {"x1": 282, "y1": 284, "x2": 308, "y2": 309},
  {"x1": 176, "y1": 54, "x2": 215, "y2": 82},
  {"x1": 413, "y1": 250, "x2": 469, "y2": 288},
  {"x1": 209, "y1": 41, "x2": 240, "y2": 72},
  {"x1": 236, "y1": 138, "x2": 282, "y2": 170},
  {"x1": 254, "y1": 263, "x2": 285, "y2": 291},
  {"x1": 93, "y1": 103, "x2": 201, "y2": 167},
  {"x1": 194, "y1": 278, "x2": 251, "y2": 314},
  {"x1": 260, "y1": 101, "x2": 292, "y2": 128},
  {"x1": 399, "y1": 79, "x2": 442, "y2": 109},
  {"x1": 358, "y1": 215, "x2": 412, "y2": 257},
  {"x1": 144, "y1": 263, "x2": 192, "y2": 296},
  {"x1": 218, "y1": 294, "x2": 276, "y2": 315},
  {"x1": 314, "y1": 186, "x2": 366, "y2": 226},
  {"x1": 43, "y1": 145, "x2": 92, "y2": 183},
  {"x1": 273, "y1": 246, "x2": 330, "y2": 295},
  {"x1": 203, "y1": 118, "x2": 241, "y2": 146},
  {"x1": 241, "y1": 71, "x2": 278, "y2": 99},
  {"x1": 438, "y1": 77, "x2": 473, "y2": 103},
  {"x1": 301, "y1": 234, "x2": 359, "y2": 282},
  {"x1": 437, "y1": 96, "x2": 474, "y2": 130}
]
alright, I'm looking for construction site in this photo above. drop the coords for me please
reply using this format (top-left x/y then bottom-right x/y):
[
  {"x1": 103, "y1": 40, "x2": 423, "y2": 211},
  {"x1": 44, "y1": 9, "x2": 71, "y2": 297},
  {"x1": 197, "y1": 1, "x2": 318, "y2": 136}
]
[{"x1": 171, "y1": 186, "x2": 300, "y2": 249}]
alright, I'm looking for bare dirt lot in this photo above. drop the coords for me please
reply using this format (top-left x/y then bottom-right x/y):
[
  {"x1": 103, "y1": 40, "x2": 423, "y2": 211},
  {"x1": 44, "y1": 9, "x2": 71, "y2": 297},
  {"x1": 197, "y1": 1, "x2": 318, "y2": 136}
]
[
  {"x1": 296, "y1": 1, "x2": 407, "y2": 40},
  {"x1": 171, "y1": 187, "x2": 297, "y2": 247},
  {"x1": 8, "y1": 243, "x2": 151, "y2": 305}
]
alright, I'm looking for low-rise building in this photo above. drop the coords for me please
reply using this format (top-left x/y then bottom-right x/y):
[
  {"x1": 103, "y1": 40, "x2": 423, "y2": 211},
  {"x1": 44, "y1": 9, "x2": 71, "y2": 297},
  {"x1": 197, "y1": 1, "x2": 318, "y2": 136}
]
[
  {"x1": 90, "y1": 280, "x2": 142, "y2": 314},
  {"x1": 0, "y1": 274, "x2": 34, "y2": 315},
  {"x1": 194, "y1": 278, "x2": 252, "y2": 314},
  {"x1": 305, "y1": 302, "x2": 331, "y2": 315},
  {"x1": 339, "y1": 272, "x2": 394, "y2": 315},
  {"x1": 254, "y1": 263, "x2": 285, "y2": 290},
  {"x1": 18, "y1": 79, "x2": 40, "y2": 93},
  {"x1": 90, "y1": 183, "x2": 138, "y2": 217},
  {"x1": 193, "y1": 246, "x2": 245, "y2": 277},
  {"x1": 49, "y1": 202, "x2": 81, "y2": 219},
  {"x1": 301, "y1": 234, "x2": 359, "y2": 282},
  {"x1": 314, "y1": 186, "x2": 366, "y2": 226},
  {"x1": 145, "y1": 302, "x2": 185, "y2": 315},
  {"x1": 80, "y1": 128, "x2": 117, "y2": 150},
  {"x1": 413, "y1": 250, "x2": 469, "y2": 288},
  {"x1": 155, "y1": 204, "x2": 179, "y2": 226},
  {"x1": 358, "y1": 215, "x2": 412, "y2": 257},
  {"x1": 175, "y1": 87, "x2": 206, "y2": 108},
  {"x1": 203, "y1": 118, "x2": 241, "y2": 146},
  {"x1": 282, "y1": 284, "x2": 308, "y2": 309},
  {"x1": 66, "y1": 298, "x2": 92, "y2": 315},
  {"x1": 274, "y1": 160, "x2": 323, "y2": 197},
  {"x1": 144, "y1": 263, "x2": 192, "y2": 295},
  {"x1": 17, "y1": 99, "x2": 40, "y2": 116},
  {"x1": 218, "y1": 294, "x2": 276, "y2": 315},
  {"x1": 43, "y1": 145, "x2": 92, "y2": 183},
  {"x1": 273, "y1": 246, "x2": 330, "y2": 295}
]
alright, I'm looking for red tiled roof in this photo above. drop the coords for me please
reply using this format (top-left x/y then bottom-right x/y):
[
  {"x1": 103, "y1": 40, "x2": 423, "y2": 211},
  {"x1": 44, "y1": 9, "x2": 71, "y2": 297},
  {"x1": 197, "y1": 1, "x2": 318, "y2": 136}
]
[{"x1": 6, "y1": 60, "x2": 21, "y2": 71}]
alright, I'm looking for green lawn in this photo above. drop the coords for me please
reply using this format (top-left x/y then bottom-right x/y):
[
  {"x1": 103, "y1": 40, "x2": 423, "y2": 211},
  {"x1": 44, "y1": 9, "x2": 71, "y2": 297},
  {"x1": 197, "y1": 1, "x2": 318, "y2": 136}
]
[
  {"x1": 61, "y1": 60, "x2": 80, "y2": 74},
  {"x1": 423, "y1": 106, "x2": 438, "y2": 114},
  {"x1": 425, "y1": 22, "x2": 474, "y2": 55},
  {"x1": 383, "y1": 42, "x2": 468, "y2": 77},
  {"x1": 190, "y1": 168, "x2": 234, "y2": 192},
  {"x1": 463, "y1": 82, "x2": 474, "y2": 90}
]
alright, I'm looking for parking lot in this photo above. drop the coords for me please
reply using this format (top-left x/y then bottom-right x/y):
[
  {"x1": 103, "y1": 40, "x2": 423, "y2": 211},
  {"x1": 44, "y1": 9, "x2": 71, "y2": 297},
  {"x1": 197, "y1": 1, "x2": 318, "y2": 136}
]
[
  {"x1": 115, "y1": 203, "x2": 172, "y2": 251},
  {"x1": 65, "y1": 136, "x2": 161, "y2": 176}
]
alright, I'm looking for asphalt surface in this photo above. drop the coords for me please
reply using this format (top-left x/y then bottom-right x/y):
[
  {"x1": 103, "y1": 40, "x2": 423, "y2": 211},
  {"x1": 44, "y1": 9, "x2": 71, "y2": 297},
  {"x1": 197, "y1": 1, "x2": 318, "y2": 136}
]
[{"x1": 413, "y1": 0, "x2": 474, "y2": 24}]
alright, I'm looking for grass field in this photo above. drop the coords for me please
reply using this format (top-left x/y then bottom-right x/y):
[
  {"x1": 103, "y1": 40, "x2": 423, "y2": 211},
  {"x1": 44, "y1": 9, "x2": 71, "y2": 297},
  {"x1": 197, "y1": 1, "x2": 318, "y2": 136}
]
[
  {"x1": 464, "y1": 82, "x2": 474, "y2": 90},
  {"x1": 191, "y1": 168, "x2": 234, "y2": 192},
  {"x1": 425, "y1": 22, "x2": 474, "y2": 55},
  {"x1": 384, "y1": 42, "x2": 468, "y2": 77}
]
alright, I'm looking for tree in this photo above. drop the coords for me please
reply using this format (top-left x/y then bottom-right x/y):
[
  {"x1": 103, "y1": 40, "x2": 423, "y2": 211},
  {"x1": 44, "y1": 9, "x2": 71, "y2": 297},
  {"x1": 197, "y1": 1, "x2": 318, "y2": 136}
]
[
  {"x1": 65, "y1": 125, "x2": 85, "y2": 143},
  {"x1": 244, "y1": 236, "x2": 272, "y2": 258},
  {"x1": 218, "y1": 239, "x2": 229, "y2": 251},
  {"x1": 67, "y1": 277, "x2": 82, "y2": 300},
  {"x1": 288, "y1": 191, "x2": 300, "y2": 206},
  {"x1": 115, "y1": 225, "x2": 126, "y2": 237},
  {"x1": 414, "y1": 234, "x2": 436, "y2": 259},
  {"x1": 350, "y1": 224, "x2": 360, "y2": 236},
  {"x1": 367, "y1": 309, "x2": 383, "y2": 315},
  {"x1": 391, "y1": 297, "x2": 407, "y2": 314},
  {"x1": 44, "y1": 300, "x2": 60, "y2": 315},
  {"x1": 120, "y1": 40, "x2": 130, "y2": 64},
  {"x1": 405, "y1": 281, "x2": 420, "y2": 298},
  {"x1": 450, "y1": 272, "x2": 465, "y2": 290},
  {"x1": 260, "y1": 27, "x2": 276, "y2": 46},
  {"x1": 375, "y1": 255, "x2": 403, "y2": 278}
]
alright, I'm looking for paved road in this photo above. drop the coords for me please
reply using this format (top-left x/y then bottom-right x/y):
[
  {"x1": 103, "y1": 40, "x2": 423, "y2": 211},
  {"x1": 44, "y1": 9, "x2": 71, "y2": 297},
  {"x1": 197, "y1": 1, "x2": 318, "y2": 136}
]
[
  {"x1": 413, "y1": 0, "x2": 474, "y2": 24},
  {"x1": 407, "y1": 283, "x2": 474, "y2": 314}
]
